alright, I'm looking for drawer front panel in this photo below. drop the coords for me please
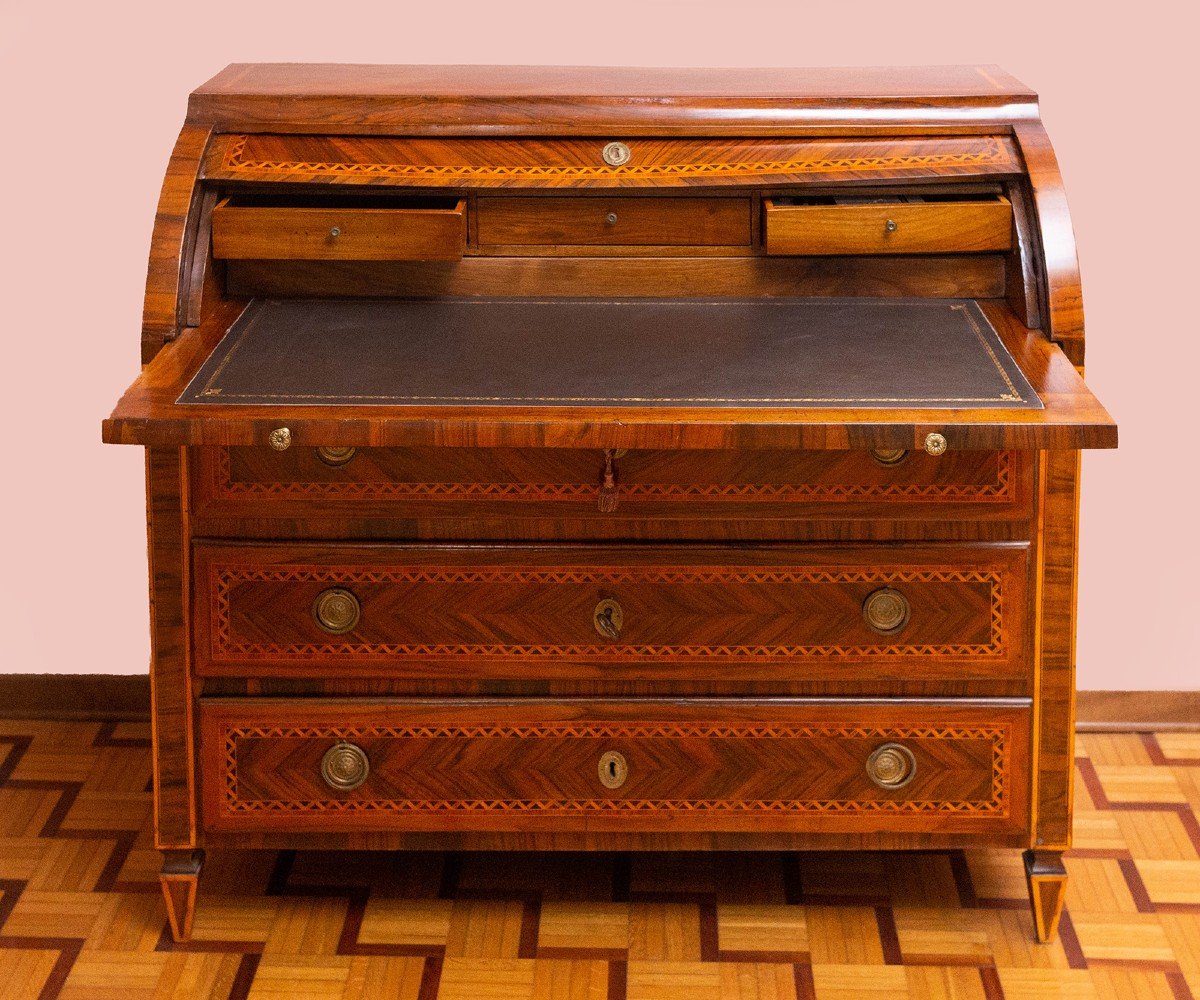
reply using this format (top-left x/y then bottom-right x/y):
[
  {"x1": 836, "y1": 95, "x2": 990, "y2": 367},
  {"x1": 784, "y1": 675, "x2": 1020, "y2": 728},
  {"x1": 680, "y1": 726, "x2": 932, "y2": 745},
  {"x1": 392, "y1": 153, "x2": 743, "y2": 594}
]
[
  {"x1": 211, "y1": 199, "x2": 467, "y2": 261},
  {"x1": 476, "y1": 196, "x2": 751, "y2": 246},
  {"x1": 764, "y1": 197, "x2": 1012, "y2": 256},
  {"x1": 200, "y1": 699, "x2": 1030, "y2": 835},
  {"x1": 193, "y1": 543, "x2": 1029, "y2": 685},
  {"x1": 193, "y1": 447, "x2": 1032, "y2": 525}
]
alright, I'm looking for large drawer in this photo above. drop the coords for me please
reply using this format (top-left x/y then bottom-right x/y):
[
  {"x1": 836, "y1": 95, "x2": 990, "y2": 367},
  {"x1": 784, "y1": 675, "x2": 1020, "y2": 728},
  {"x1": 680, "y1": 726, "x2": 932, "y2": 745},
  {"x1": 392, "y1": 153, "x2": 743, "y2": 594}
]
[
  {"x1": 192, "y1": 542, "x2": 1030, "y2": 686},
  {"x1": 192, "y1": 446, "x2": 1032, "y2": 526},
  {"x1": 475, "y1": 196, "x2": 751, "y2": 247},
  {"x1": 199, "y1": 698, "x2": 1030, "y2": 835}
]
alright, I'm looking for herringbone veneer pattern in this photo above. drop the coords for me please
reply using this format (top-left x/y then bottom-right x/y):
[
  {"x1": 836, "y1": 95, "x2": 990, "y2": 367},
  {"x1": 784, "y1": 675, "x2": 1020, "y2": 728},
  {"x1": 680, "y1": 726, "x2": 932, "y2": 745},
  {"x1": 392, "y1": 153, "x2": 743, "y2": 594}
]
[{"x1": 0, "y1": 721, "x2": 1197, "y2": 999}]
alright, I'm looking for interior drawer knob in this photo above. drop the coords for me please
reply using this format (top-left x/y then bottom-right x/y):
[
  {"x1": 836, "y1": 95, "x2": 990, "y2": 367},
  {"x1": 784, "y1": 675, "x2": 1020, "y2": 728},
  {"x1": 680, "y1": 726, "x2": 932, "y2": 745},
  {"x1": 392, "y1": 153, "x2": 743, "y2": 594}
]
[
  {"x1": 924, "y1": 432, "x2": 948, "y2": 456},
  {"x1": 315, "y1": 446, "x2": 357, "y2": 467},
  {"x1": 884, "y1": 219, "x2": 898, "y2": 233},
  {"x1": 593, "y1": 598, "x2": 623, "y2": 640},
  {"x1": 866, "y1": 742, "x2": 916, "y2": 789},
  {"x1": 598, "y1": 750, "x2": 629, "y2": 789},
  {"x1": 321, "y1": 742, "x2": 369, "y2": 791},
  {"x1": 268, "y1": 427, "x2": 292, "y2": 451},
  {"x1": 329, "y1": 226, "x2": 342, "y2": 239},
  {"x1": 863, "y1": 587, "x2": 910, "y2": 635},
  {"x1": 313, "y1": 588, "x2": 361, "y2": 635},
  {"x1": 870, "y1": 447, "x2": 909, "y2": 467}
]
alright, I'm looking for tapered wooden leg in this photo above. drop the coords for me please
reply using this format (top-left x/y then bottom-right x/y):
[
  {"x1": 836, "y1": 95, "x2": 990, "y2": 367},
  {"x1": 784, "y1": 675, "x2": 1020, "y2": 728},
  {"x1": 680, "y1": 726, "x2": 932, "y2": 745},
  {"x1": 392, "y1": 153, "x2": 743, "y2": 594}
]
[
  {"x1": 160, "y1": 849, "x2": 204, "y2": 942},
  {"x1": 1024, "y1": 849, "x2": 1067, "y2": 943}
]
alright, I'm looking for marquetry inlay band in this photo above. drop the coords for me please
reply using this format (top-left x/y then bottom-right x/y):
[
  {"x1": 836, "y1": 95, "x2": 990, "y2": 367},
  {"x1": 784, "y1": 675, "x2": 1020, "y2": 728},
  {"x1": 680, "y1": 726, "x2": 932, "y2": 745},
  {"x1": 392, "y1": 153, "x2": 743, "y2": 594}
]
[
  {"x1": 209, "y1": 564, "x2": 1007, "y2": 660},
  {"x1": 222, "y1": 720, "x2": 1010, "y2": 816}
]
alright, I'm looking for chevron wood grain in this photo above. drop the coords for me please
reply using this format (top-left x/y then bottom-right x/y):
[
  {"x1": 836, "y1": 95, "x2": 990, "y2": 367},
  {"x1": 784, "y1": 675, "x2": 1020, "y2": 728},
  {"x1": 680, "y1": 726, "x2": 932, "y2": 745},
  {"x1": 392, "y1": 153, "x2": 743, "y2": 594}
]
[{"x1": 0, "y1": 722, "x2": 1196, "y2": 999}]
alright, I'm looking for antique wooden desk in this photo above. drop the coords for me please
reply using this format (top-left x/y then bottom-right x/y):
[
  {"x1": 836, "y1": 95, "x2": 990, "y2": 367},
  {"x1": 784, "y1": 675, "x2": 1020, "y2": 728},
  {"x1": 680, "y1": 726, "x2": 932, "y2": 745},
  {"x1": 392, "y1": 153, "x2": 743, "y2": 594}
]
[{"x1": 104, "y1": 64, "x2": 1116, "y2": 943}]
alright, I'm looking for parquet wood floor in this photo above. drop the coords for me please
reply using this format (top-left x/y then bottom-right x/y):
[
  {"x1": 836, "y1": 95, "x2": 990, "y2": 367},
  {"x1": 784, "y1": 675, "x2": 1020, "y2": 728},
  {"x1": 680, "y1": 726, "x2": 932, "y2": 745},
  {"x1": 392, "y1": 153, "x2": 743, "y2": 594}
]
[{"x1": 1, "y1": 721, "x2": 1197, "y2": 999}]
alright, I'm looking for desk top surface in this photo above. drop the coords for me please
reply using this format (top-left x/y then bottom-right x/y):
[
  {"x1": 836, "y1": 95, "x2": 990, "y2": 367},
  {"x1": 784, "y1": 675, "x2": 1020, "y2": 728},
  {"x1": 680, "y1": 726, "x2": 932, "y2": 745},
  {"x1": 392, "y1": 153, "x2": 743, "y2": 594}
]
[{"x1": 179, "y1": 297, "x2": 1040, "y2": 411}]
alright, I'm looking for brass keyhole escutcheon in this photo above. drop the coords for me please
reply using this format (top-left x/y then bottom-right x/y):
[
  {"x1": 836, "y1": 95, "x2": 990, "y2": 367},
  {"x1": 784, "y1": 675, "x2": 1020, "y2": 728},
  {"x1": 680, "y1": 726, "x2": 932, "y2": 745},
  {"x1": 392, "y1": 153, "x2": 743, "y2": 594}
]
[
  {"x1": 316, "y1": 446, "x2": 357, "y2": 467},
  {"x1": 313, "y1": 588, "x2": 361, "y2": 635},
  {"x1": 321, "y1": 742, "x2": 369, "y2": 791},
  {"x1": 863, "y1": 587, "x2": 910, "y2": 635},
  {"x1": 601, "y1": 141, "x2": 631, "y2": 167},
  {"x1": 866, "y1": 742, "x2": 916, "y2": 789},
  {"x1": 870, "y1": 448, "x2": 909, "y2": 467},
  {"x1": 598, "y1": 750, "x2": 629, "y2": 789},
  {"x1": 593, "y1": 598, "x2": 623, "y2": 640}
]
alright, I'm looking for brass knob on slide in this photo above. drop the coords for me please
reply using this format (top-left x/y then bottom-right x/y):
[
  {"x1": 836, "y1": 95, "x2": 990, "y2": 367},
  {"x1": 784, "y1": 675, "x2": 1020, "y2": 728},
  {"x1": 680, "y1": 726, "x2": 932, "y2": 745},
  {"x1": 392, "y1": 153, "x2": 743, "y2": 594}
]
[
  {"x1": 924, "y1": 432, "x2": 948, "y2": 456},
  {"x1": 313, "y1": 588, "x2": 361, "y2": 635},
  {"x1": 870, "y1": 448, "x2": 908, "y2": 467},
  {"x1": 863, "y1": 587, "x2": 910, "y2": 635},
  {"x1": 320, "y1": 742, "x2": 369, "y2": 791},
  {"x1": 593, "y1": 598, "x2": 623, "y2": 640},
  {"x1": 885, "y1": 219, "x2": 898, "y2": 233},
  {"x1": 598, "y1": 750, "x2": 629, "y2": 789},
  {"x1": 866, "y1": 743, "x2": 916, "y2": 789},
  {"x1": 268, "y1": 427, "x2": 292, "y2": 451},
  {"x1": 316, "y1": 446, "x2": 357, "y2": 467}
]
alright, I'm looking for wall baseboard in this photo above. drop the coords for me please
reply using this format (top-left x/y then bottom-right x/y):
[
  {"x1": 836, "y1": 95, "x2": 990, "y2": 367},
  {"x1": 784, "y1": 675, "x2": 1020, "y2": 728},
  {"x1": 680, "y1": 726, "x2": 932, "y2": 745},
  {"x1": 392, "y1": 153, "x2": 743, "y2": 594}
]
[
  {"x1": 0, "y1": 674, "x2": 151, "y2": 721},
  {"x1": 1, "y1": 676, "x2": 1197, "y2": 730},
  {"x1": 1076, "y1": 690, "x2": 1200, "y2": 732}
]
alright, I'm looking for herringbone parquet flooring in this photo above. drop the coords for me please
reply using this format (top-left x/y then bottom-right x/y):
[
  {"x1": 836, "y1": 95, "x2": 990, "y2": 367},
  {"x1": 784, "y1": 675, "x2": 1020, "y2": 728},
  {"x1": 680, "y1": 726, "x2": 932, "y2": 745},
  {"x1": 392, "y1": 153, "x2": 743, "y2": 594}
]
[{"x1": 0, "y1": 720, "x2": 1197, "y2": 999}]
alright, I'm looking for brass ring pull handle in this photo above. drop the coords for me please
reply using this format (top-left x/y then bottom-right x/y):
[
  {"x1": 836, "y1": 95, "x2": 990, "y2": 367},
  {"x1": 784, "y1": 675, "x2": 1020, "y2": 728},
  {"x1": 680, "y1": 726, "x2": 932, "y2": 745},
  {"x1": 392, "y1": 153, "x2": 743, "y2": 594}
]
[
  {"x1": 863, "y1": 587, "x2": 910, "y2": 635},
  {"x1": 598, "y1": 750, "x2": 629, "y2": 789},
  {"x1": 866, "y1": 742, "x2": 916, "y2": 789},
  {"x1": 269, "y1": 427, "x2": 292, "y2": 451},
  {"x1": 870, "y1": 448, "x2": 909, "y2": 467},
  {"x1": 924, "y1": 432, "x2": 947, "y2": 456},
  {"x1": 313, "y1": 588, "x2": 361, "y2": 635},
  {"x1": 321, "y1": 742, "x2": 369, "y2": 791},
  {"x1": 315, "y1": 446, "x2": 357, "y2": 467},
  {"x1": 593, "y1": 598, "x2": 623, "y2": 640}
]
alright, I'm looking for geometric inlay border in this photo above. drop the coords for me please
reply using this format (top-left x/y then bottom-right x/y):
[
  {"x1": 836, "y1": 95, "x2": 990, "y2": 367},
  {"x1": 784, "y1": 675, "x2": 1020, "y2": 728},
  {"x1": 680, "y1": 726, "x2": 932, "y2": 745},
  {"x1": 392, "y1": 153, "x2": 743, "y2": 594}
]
[
  {"x1": 222, "y1": 720, "x2": 1010, "y2": 816},
  {"x1": 210, "y1": 563, "x2": 1007, "y2": 661}
]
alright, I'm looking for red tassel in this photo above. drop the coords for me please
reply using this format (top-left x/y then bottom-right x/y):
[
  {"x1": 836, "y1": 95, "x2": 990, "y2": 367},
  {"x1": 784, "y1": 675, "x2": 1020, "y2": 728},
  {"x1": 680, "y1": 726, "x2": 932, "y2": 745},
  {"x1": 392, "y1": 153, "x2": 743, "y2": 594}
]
[{"x1": 598, "y1": 450, "x2": 619, "y2": 512}]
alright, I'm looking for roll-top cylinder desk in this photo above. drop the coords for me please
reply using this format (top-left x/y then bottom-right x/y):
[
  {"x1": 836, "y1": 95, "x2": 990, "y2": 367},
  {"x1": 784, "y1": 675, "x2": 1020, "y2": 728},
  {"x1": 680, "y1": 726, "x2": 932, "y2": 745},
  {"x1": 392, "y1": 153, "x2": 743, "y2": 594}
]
[{"x1": 103, "y1": 64, "x2": 1116, "y2": 944}]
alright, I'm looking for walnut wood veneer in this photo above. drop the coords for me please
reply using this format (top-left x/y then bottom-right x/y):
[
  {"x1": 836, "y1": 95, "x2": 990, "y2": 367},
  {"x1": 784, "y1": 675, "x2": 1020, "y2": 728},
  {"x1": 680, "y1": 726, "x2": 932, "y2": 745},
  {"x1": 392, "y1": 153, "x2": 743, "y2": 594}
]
[{"x1": 103, "y1": 64, "x2": 1116, "y2": 945}]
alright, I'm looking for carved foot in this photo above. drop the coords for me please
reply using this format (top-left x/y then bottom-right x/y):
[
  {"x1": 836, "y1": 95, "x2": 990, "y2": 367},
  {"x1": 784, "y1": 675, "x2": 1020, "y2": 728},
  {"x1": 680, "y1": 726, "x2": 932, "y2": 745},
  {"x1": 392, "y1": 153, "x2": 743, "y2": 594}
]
[
  {"x1": 1024, "y1": 849, "x2": 1067, "y2": 943},
  {"x1": 160, "y1": 849, "x2": 204, "y2": 942}
]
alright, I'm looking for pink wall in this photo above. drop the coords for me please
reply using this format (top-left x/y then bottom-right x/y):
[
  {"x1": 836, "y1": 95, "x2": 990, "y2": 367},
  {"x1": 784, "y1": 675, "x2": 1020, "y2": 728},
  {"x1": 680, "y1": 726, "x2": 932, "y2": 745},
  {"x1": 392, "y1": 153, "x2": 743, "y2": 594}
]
[{"x1": 0, "y1": 0, "x2": 1192, "y2": 688}]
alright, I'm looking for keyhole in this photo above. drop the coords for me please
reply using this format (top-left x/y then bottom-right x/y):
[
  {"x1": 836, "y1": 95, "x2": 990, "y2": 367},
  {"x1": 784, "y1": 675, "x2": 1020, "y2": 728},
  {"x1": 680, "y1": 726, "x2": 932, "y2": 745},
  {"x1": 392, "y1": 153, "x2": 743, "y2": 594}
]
[{"x1": 598, "y1": 750, "x2": 628, "y2": 789}]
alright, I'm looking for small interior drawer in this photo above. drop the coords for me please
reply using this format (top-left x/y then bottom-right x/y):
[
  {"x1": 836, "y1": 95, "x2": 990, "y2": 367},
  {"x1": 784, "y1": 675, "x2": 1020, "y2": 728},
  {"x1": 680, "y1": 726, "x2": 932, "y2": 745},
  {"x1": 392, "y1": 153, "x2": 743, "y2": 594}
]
[
  {"x1": 476, "y1": 196, "x2": 751, "y2": 247},
  {"x1": 211, "y1": 195, "x2": 466, "y2": 261},
  {"x1": 764, "y1": 195, "x2": 1012, "y2": 256}
]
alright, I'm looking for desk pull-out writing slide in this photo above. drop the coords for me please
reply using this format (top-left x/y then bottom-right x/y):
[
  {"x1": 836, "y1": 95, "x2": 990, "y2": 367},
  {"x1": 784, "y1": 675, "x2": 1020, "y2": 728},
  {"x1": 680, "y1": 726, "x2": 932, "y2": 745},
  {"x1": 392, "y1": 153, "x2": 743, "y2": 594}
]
[{"x1": 103, "y1": 64, "x2": 1115, "y2": 944}]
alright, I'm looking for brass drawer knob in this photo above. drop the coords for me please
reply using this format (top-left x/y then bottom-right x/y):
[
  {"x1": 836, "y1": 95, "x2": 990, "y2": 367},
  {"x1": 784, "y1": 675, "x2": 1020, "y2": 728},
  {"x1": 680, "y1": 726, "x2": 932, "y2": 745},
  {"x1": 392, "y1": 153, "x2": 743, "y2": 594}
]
[
  {"x1": 870, "y1": 448, "x2": 909, "y2": 467},
  {"x1": 313, "y1": 588, "x2": 361, "y2": 634},
  {"x1": 605, "y1": 212, "x2": 618, "y2": 225},
  {"x1": 863, "y1": 587, "x2": 910, "y2": 635},
  {"x1": 593, "y1": 598, "x2": 623, "y2": 640},
  {"x1": 885, "y1": 219, "x2": 898, "y2": 233},
  {"x1": 866, "y1": 743, "x2": 916, "y2": 789},
  {"x1": 329, "y1": 226, "x2": 342, "y2": 239},
  {"x1": 269, "y1": 427, "x2": 292, "y2": 451},
  {"x1": 924, "y1": 432, "x2": 947, "y2": 456},
  {"x1": 316, "y1": 446, "x2": 357, "y2": 467},
  {"x1": 321, "y1": 742, "x2": 369, "y2": 791},
  {"x1": 598, "y1": 750, "x2": 629, "y2": 789}
]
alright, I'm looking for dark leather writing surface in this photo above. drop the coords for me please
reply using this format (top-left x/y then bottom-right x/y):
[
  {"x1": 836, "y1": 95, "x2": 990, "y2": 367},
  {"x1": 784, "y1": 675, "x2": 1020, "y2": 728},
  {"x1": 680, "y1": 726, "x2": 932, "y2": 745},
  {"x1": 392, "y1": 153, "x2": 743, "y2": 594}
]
[{"x1": 179, "y1": 297, "x2": 1040, "y2": 409}]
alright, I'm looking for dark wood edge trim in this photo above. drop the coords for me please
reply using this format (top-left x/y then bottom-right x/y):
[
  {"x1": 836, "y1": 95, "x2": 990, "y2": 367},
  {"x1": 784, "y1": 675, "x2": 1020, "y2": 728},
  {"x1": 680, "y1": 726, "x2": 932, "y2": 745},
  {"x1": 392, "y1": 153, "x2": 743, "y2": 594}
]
[{"x1": 1, "y1": 676, "x2": 1195, "y2": 730}]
